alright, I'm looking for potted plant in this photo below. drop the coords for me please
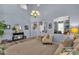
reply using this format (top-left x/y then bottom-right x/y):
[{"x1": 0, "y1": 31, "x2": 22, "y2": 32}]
[{"x1": 0, "y1": 20, "x2": 6, "y2": 37}]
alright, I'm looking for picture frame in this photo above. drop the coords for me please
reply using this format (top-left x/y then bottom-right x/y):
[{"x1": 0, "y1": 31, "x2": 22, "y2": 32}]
[
  {"x1": 25, "y1": 25, "x2": 29, "y2": 30},
  {"x1": 32, "y1": 22, "x2": 37, "y2": 30},
  {"x1": 32, "y1": 23, "x2": 37, "y2": 30}
]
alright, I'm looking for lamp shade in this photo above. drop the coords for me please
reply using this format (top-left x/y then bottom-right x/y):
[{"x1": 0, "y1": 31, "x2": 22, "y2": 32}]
[{"x1": 70, "y1": 27, "x2": 78, "y2": 34}]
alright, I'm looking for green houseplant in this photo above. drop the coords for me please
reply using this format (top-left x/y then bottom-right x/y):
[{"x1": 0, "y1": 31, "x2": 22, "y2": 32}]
[{"x1": 0, "y1": 20, "x2": 6, "y2": 37}]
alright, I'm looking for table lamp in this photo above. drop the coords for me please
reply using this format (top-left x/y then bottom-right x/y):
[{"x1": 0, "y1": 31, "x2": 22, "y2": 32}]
[{"x1": 70, "y1": 27, "x2": 78, "y2": 40}]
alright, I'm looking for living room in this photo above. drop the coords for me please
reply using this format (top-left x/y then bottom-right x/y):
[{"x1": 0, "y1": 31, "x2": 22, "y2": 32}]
[{"x1": 0, "y1": 4, "x2": 79, "y2": 55}]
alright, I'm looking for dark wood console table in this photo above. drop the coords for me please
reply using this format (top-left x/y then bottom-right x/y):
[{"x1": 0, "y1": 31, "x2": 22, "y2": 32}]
[{"x1": 12, "y1": 32, "x2": 25, "y2": 41}]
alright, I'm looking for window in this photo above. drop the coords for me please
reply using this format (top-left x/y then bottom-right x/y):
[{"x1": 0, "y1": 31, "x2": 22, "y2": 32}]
[
  {"x1": 54, "y1": 21, "x2": 64, "y2": 34},
  {"x1": 58, "y1": 22, "x2": 64, "y2": 34}
]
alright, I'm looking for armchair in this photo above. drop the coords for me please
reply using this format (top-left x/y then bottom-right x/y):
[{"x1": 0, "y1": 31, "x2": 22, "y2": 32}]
[{"x1": 41, "y1": 34, "x2": 53, "y2": 44}]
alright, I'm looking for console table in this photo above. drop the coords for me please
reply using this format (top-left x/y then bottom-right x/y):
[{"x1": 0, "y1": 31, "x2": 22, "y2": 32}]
[{"x1": 12, "y1": 32, "x2": 25, "y2": 41}]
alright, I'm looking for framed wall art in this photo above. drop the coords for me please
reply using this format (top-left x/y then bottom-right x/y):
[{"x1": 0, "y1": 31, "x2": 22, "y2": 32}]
[
  {"x1": 25, "y1": 25, "x2": 29, "y2": 30},
  {"x1": 32, "y1": 22, "x2": 37, "y2": 30}
]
